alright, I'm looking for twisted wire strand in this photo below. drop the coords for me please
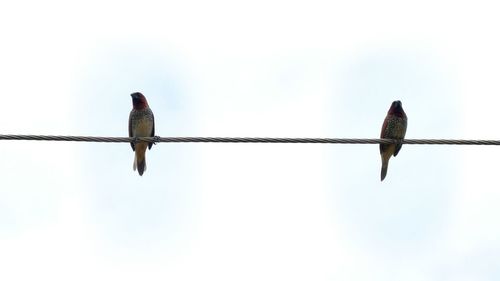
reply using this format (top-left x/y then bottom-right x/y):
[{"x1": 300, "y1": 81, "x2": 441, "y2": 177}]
[{"x1": 1, "y1": 134, "x2": 500, "y2": 145}]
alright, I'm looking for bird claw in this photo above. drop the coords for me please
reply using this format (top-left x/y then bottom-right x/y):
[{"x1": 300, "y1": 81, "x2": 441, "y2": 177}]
[
  {"x1": 132, "y1": 137, "x2": 139, "y2": 144},
  {"x1": 153, "y1": 136, "x2": 161, "y2": 145}
]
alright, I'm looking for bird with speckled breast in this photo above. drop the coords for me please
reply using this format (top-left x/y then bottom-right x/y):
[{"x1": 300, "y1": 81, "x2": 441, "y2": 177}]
[
  {"x1": 129, "y1": 92, "x2": 155, "y2": 176},
  {"x1": 380, "y1": 100, "x2": 407, "y2": 181}
]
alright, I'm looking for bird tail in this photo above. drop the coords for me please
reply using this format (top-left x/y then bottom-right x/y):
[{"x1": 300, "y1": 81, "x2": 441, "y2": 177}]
[
  {"x1": 380, "y1": 154, "x2": 390, "y2": 181},
  {"x1": 133, "y1": 145, "x2": 147, "y2": 176}
]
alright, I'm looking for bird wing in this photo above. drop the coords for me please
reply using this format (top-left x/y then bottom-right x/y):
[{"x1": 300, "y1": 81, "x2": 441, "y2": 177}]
[
  {"x1": 129, "y1": 111, "x2": 135, "y2": 151},
  {"x1": 393, "y1": 143, "x2": 403, "y2": 156},
  {"x1": 379, "y1": 116, "x2": 390, "y2": 154},
  {"x1": 148, "y1": 112, "x2": 155, "y2": 150}
]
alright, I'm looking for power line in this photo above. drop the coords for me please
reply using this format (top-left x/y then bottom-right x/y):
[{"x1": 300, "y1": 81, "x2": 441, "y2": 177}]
[{"x1": 1, "y1": 134, "x2": 500, "y2": 145}]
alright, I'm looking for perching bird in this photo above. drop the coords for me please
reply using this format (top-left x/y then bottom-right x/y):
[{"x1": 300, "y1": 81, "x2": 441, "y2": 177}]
[
  {"x1": 380, "y1": 100, "x2": 407, "y2": 181},
  {"x1": 129, "y1": 92, "x2": 155, "y2": 176}
]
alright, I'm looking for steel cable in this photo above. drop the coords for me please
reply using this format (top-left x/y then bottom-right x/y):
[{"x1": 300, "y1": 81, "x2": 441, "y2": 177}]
[{"x1": 1, "y1": 134, "x2": 500, "y2": 145}]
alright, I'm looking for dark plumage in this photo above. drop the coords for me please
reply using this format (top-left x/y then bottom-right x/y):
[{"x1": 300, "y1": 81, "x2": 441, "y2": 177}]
[{"x1": 380, "y1": 100, "x2": 407, "y2": 181}]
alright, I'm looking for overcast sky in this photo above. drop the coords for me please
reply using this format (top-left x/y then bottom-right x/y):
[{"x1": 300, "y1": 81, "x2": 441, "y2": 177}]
[{"x1": 1, "y1": 1, "x2": 500, "y2": 280}]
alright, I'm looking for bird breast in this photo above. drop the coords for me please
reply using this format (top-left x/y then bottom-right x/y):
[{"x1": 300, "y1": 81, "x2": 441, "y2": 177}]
[
  {"x1": 384, "y1": 117, "x2": 407, "y2": 138},
  {"x1": 130, "y1": 109, "x2": 154, "y2": 137}
]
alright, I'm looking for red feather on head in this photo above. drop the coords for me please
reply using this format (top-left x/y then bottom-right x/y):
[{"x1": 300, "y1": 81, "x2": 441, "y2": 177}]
[
  {"x1": 387, "y1": 100, "x2": 406, "y2": 118},
  {"x1": 131, "y1": 92, "x2": 149, "y2": 110}
]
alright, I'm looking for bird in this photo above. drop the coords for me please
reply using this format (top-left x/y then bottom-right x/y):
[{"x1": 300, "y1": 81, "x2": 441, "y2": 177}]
[
  {"x1": 380, "y1": 100, "x2": 407, "y2": 181},
  {"x1": 129, "y1": 92, "x2": 155, "y2": 176}
]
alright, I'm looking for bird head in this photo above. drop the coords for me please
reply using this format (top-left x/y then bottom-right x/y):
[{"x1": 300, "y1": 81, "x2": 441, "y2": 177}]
[
  {"x1": 131, "y1": 92, "x2": 149, "y2": 109},
  {"x1": 388, "y1": 100, "x2": 406, "y2": 117}
]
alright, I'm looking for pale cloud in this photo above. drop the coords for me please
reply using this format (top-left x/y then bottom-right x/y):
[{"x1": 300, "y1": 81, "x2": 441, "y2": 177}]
[{"x1": 1, "y1": 1, "x2": 500, "y2": 280}]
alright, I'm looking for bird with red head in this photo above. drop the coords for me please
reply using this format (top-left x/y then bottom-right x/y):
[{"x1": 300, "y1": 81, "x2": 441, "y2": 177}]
[
  {"x1": 380, "y1": 100, "x2": 407, "y2": 181},
  {"x1": 129, "y1": 92, "x2": 155, "y2": 176}
]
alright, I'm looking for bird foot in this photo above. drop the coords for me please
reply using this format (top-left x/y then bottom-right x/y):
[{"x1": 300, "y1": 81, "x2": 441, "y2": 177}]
[{"x1": 153, "y1": 136, "x2": 161, "y2": 145}]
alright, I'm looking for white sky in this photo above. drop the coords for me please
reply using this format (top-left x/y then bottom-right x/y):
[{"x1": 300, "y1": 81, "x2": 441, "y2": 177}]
[{"x1": 1, "y1": 1, "x2": 500, "y2": 280}]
